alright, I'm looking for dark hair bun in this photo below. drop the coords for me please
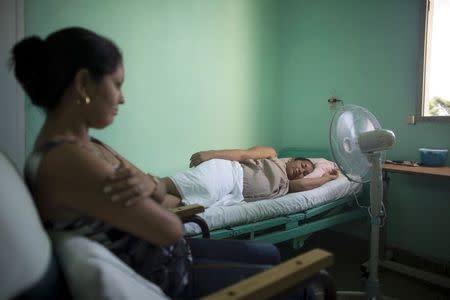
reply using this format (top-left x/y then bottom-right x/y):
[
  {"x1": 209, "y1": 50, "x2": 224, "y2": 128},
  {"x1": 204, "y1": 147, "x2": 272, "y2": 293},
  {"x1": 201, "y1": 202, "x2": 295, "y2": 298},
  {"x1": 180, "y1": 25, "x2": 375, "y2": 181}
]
[
  {"x1": 11, "y1": 28, "x2": 122, "y2": 111},
  {"x1": 11, "y1": 36, "x2": 48, "y2": 108}
]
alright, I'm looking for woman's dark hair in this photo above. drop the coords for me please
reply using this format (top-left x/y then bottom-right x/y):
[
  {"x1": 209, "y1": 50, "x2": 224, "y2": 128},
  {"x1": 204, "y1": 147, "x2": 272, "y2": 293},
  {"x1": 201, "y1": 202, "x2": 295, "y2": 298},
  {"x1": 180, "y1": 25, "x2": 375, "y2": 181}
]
[
  {"x1": 294, "y1": 157, "x2": 315, "y2": 170},
  {"x1": 11, "y1": 27, "x2": 122, "y2": 111}
]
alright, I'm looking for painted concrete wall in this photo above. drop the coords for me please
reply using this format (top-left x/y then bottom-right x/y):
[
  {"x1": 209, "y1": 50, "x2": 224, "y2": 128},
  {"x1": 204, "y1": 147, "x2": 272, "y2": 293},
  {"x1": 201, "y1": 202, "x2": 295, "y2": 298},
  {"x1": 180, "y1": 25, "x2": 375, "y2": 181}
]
[{"x1": 24, "y1": 0, "x2": 280, "y2": 175}]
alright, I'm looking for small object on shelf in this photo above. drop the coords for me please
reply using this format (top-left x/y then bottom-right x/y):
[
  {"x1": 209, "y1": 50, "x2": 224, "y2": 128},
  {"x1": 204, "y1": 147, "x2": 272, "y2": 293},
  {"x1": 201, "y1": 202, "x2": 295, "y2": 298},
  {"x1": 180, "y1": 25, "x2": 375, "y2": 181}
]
[
  {"x1": 419, "y1": 148, "x2": 448, "y2": 167},
  {"x1": 385, "y1": 160, "x2": 419, "y2": 167}
]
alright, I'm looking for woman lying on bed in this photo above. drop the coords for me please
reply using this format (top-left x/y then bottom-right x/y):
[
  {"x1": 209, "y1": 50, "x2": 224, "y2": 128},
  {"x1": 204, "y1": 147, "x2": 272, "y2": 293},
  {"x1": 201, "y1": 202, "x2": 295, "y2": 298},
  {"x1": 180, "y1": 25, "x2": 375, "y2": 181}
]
[
  {"x1": 155, "y1": 146, "x2": 339, "y2": 208},
  {"x1": 12, "y1": 27, "x2": 314, "y2": 299}
]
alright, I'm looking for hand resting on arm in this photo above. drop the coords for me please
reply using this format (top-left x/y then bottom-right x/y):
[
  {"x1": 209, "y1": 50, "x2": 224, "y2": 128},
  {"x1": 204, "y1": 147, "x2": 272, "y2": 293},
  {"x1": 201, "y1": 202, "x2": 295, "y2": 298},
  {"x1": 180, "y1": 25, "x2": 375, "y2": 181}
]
[
  {"x1": 103, "y1": 162, "x2": 166, "y2": 207},
  {"x1": 100, "y1": 148, "x2": 181, "y2": 209}
]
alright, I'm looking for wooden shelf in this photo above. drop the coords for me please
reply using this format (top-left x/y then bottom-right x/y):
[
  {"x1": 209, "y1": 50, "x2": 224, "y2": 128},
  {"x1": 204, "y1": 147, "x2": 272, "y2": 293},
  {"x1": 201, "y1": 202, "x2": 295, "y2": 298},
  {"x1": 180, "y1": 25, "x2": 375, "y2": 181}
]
[{"x1": 383, "y1": 163, "x2": 450, "y2": 177}]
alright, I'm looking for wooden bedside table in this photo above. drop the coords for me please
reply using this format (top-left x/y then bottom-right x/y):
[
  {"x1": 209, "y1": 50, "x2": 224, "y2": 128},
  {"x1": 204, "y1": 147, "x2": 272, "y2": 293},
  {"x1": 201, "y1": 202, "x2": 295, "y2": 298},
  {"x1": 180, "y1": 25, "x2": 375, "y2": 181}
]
[{"x1": 377, "y1": 162, "x2": 450, "y2": 289}]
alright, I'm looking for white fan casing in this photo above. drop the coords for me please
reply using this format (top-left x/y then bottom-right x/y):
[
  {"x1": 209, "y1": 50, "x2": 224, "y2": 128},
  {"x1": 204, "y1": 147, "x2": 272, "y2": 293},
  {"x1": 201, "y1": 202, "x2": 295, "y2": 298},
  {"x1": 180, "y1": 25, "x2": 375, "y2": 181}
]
[{"x1": 358, "y1": 129, "x2": 395, "y2": 153}]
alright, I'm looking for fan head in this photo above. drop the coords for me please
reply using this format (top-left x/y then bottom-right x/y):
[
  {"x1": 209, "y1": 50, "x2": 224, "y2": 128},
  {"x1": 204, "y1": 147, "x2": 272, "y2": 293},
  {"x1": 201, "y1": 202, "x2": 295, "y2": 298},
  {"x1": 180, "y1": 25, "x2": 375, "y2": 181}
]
[{"x1": 329, "y1": 104, "x2": 387, "y2": 183}]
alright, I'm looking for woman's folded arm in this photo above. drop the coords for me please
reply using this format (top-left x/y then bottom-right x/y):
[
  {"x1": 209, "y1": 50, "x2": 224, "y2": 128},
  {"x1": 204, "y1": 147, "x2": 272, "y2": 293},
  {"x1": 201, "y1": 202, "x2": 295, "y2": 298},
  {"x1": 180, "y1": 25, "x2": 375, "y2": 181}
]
[{"x1": 36, "y1": 143, "x2": 183, "y2": 246}]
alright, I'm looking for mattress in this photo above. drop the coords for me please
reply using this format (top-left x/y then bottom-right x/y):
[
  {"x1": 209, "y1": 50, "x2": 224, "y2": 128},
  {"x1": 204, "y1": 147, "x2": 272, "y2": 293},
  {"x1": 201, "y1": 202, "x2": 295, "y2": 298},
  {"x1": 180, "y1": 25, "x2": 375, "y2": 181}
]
[{"x1": 184, "y1": 174, "x2": 362, "y2": 235}]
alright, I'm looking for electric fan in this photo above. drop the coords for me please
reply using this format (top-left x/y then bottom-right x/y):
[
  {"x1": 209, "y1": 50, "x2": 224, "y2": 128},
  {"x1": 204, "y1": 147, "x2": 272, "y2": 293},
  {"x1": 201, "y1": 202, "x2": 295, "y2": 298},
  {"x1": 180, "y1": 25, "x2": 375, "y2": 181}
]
[{"x1": 329, "y1": 104, "x2": 395, "y2": 300}]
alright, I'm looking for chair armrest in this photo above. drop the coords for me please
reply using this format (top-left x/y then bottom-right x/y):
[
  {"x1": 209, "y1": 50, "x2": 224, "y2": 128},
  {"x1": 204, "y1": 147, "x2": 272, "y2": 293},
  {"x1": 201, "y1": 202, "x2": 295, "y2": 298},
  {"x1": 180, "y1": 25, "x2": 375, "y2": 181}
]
[
  {"x1": 169, "y1": 204, "x2": 205, "y2": 219},
  {"x1": 170, "y1": 204, "x2": 210, "y2": 238},
  {"x1": 201, "y1": 248, "x2": 334, "y2": 300}
]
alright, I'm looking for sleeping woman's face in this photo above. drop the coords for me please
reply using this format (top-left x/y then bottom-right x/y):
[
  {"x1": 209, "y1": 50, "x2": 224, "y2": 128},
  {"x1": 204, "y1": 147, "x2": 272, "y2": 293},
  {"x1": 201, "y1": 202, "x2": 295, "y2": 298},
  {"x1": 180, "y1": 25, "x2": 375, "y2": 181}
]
[{"x1": 285, "y1": 159, "x2": 314, "y2": 180}]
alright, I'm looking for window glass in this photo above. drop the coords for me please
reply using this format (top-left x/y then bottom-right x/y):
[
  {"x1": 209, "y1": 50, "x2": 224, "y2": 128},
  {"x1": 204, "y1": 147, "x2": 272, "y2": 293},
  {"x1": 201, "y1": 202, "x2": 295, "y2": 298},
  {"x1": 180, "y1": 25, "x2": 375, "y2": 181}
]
[{"x1": 421, "y1": 0, "x2": 450, "y2": 117}]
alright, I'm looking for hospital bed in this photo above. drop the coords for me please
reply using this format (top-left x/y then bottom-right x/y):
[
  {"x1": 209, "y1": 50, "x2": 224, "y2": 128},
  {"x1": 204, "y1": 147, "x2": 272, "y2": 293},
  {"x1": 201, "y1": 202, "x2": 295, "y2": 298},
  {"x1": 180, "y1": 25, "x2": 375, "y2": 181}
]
[{"x1": 183, "y1": 148, "x2": 368, "y2": 249}]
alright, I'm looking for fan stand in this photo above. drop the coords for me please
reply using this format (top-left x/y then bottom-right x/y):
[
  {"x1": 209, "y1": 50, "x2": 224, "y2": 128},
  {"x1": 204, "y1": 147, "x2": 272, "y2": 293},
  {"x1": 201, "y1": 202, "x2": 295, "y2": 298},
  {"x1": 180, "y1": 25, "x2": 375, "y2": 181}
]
[
  {"x1": 366, "y1": 152, "x2": 383, "y2": 300},
  {"x1": 336, "y1": 152, "x2": 396, "y2": 300}
]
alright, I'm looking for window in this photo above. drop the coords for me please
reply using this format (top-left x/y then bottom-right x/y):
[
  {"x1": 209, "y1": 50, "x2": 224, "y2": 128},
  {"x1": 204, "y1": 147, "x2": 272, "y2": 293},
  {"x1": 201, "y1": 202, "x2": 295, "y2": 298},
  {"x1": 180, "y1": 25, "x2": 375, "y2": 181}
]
[{"x1": 420, "y1": 0, "x2": 450, "y2": 118}]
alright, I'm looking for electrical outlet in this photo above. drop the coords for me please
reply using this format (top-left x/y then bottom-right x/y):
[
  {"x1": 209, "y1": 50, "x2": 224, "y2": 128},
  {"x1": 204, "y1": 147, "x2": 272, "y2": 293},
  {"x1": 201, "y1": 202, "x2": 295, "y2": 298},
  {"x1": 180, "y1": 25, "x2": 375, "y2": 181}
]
[{"x1": 328, "y1": 96, "x2": 342, "y2": 111}]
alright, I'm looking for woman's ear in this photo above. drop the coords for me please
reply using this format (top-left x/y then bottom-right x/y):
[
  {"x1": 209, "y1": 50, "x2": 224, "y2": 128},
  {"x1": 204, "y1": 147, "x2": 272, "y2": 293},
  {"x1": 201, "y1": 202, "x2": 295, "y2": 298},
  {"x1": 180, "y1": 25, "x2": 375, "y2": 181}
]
[{"x1": 73, "y1": 68, "x2": 90, "y2": 97}]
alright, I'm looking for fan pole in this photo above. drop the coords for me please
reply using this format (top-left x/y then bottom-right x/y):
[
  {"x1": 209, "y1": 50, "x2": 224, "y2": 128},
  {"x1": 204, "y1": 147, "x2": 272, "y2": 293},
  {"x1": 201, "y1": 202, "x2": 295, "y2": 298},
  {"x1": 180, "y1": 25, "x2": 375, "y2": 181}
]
[{"x1": 366, "y1": 152, "x2": 383, "y2": 300}]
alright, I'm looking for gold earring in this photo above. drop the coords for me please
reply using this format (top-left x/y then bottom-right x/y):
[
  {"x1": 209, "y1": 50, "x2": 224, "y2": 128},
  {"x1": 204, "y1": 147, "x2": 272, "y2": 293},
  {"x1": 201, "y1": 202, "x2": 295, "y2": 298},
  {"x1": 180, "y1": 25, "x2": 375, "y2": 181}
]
[{"x1": 85, "y1": 96, "x2": 91, "y2": 104}]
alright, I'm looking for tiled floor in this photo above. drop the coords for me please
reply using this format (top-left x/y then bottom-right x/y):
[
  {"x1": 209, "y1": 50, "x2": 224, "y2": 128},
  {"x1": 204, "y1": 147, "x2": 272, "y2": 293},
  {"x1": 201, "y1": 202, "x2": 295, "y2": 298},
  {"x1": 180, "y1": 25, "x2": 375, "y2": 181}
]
[{"x1": 278, "y1": 230, "x2": 449, "y2": 300}]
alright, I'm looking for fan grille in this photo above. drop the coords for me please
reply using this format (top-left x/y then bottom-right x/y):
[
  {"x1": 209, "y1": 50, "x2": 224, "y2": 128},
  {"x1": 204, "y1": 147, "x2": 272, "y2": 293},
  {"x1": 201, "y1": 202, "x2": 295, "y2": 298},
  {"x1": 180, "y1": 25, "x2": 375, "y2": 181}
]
[{"x1": 329, "y1": 105, "x2": 382, "y2": 183}]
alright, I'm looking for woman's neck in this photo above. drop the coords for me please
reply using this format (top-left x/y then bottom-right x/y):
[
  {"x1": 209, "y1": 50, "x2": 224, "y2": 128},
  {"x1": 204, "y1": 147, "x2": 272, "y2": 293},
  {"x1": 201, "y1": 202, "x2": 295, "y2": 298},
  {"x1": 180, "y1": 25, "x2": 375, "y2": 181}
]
[{"x1": 37, "y1": 107, "x2": 90, "y2": 146}]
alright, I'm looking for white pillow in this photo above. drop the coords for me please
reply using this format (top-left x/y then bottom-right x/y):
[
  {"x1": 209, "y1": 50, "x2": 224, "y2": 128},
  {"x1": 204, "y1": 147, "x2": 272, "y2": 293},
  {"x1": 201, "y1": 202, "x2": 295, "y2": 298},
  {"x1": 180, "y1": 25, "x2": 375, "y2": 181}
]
[
  {"x1": 51, "y1": 232, "x2": 169, "y2": 300},
  {"x1": 304, "y1": 158, "x2": 338, "y2": 179}
]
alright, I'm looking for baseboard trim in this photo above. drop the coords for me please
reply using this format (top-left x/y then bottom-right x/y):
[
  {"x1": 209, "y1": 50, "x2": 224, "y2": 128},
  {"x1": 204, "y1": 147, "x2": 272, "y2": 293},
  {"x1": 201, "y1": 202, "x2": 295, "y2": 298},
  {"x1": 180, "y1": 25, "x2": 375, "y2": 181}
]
[{"x1": 384, "y1": 260, "x2": 450, "y2": 289}]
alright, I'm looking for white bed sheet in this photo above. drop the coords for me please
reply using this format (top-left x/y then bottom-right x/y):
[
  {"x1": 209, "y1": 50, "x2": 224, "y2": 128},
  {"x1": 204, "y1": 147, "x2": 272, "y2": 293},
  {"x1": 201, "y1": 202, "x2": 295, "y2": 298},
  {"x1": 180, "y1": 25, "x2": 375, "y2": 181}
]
[{"x1": 184, "y1": 174, "x2": 362, "y2": 235}]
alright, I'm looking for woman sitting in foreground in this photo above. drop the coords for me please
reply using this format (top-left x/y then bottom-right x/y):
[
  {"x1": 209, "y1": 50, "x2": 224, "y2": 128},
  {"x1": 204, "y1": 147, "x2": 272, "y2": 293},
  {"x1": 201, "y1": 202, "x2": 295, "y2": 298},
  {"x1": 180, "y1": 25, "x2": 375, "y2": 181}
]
[
  {"x1": 12, "y1": 27, "x2": 314, "y2": 299},
  {"x1": 159, "y1": 147, "x2": 339, "y2": 208}
]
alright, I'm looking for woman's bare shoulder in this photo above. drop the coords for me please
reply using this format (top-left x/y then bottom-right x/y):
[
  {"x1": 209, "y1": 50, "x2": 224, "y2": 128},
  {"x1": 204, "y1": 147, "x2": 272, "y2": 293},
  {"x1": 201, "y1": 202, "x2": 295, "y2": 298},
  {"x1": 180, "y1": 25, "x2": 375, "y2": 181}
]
[
  {"x1": 34, "y1": 141, "x2": 115, "y2": 212},
  {"x1": 38, "y1": 140, "x2": 114, "y2": 177}
]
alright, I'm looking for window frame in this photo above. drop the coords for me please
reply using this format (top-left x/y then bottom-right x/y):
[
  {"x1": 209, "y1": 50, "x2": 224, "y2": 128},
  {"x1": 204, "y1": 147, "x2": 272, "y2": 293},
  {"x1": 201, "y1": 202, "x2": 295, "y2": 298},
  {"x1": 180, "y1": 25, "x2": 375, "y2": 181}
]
[{"x1": 417, "y1": 0, "x2": 450, "y2": 122}]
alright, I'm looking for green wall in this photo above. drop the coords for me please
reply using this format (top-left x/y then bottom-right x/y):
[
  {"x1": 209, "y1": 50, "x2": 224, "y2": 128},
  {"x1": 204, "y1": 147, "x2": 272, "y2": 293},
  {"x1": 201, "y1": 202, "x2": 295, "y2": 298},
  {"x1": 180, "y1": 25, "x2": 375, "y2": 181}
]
[
  {"x1": 25, "y1": 0, "x2": 450, "y2": 262},
  {"x1": 279, "y1": 0, "x2": 450, "y2": 262},
  {"x1": 25, "y1": 0, "x2": 280, "y2": 175}
]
